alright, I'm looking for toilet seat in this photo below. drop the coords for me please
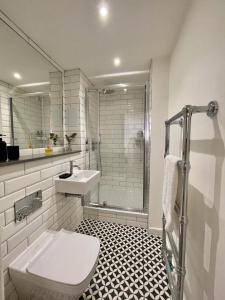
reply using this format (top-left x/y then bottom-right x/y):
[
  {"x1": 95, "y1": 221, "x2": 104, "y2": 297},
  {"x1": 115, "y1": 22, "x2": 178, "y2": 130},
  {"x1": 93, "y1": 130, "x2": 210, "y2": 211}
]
[
  {"x1": 9, "y1": 229, "x2": 100, "y2": 299},
  {"x1": 27, "y1": 229, "x2": 100, "y2": 286}
]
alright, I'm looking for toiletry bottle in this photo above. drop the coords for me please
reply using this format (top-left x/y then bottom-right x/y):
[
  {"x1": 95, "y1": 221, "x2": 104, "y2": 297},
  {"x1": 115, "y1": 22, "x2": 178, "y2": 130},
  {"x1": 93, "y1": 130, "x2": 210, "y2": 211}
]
[{"x1": 0, "y1": 134, "x2": 7, "y2": 162}]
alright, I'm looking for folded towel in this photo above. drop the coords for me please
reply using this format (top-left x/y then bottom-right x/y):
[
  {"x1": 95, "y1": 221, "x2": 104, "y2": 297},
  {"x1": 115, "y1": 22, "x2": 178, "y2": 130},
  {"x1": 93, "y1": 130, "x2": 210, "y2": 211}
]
[{"x1": 162, "y1": 155, "x2": 179, "y2": 232}]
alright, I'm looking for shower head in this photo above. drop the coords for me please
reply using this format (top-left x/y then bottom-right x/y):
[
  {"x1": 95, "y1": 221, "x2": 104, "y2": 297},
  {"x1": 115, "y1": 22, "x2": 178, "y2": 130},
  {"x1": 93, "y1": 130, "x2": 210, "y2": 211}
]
[{"x1": 101, "y1": 88, "x2": 115, "y2": 95}]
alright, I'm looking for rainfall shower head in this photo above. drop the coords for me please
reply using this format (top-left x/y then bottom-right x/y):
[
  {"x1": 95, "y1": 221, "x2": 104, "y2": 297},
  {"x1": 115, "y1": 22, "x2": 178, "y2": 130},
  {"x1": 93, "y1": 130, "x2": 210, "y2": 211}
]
[{"x1": 101, "y1": 88, "x2": 115, "y2": 95}]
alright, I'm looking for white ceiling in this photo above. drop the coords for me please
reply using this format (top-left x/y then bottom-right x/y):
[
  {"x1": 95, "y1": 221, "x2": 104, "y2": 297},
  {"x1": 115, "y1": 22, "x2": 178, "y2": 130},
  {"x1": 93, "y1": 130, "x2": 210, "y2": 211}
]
[{"x1": 0, "y1": 0, "x2": 189, "y2": 87}]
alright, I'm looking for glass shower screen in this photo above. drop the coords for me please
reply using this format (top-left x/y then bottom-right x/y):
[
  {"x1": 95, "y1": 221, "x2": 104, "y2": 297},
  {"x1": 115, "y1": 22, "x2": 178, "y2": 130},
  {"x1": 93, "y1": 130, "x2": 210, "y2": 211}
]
[{"x1": 85, "y1": 87, "x2": 146, "y2": 212}]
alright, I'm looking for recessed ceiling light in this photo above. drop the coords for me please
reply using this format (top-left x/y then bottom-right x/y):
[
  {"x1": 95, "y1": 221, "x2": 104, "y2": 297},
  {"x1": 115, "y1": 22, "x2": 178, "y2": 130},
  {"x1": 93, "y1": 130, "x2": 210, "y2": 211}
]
[
  {"x1": 123, "y1": 88, "x2": 127, "y2": 93},
  {"x1": 99, "y1": 4, "x2": 108, "y2": 18},
  {"x1": 114, "y1": 57, "x2": 121, "y2": 67},
  {"x1": 13, "y1": 72, "x2": 22, "y2": 80}
]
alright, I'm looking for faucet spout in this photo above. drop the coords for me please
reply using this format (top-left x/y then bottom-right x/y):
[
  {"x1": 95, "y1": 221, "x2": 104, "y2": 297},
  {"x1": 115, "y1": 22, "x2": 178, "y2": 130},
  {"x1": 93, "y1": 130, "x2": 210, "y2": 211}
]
[{"x1": 70, "y1": 161, "x2": 81, "y2": 174}]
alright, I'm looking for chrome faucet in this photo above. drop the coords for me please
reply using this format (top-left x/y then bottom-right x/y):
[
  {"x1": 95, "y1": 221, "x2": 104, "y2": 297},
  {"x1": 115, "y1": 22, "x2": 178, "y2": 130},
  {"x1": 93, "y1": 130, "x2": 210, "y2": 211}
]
[{"x1": 70, "y1": 161, "x2": 81, "y2": 174}]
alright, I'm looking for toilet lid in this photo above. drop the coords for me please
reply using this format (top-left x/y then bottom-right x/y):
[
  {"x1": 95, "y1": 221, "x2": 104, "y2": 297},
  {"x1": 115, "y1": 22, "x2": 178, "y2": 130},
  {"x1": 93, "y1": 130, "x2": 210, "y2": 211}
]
[{"x1": 27, "y1": 229, "x2": 100, "y2": 286}]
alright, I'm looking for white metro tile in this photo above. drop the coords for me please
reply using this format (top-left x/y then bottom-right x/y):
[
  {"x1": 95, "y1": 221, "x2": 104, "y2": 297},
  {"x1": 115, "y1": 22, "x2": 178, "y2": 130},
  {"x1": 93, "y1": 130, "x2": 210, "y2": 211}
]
[
  {"x1": 5, "y1": 208, "x2": 14, "y2": 225},
  {"x1": 25, "y1": 159, "x2": 53, "y2": 174},
  {"x1": 41, "y1": 165, "x2": 62, "y2": 180},
  {"x1": 28, "y1": 216, "x2": 54, "y2": 245},
  {"x1": 42, "y1": 186, "x2": 54, "y2": 201},
  {"x1": 0, "y1": 212, "x2": 5, "y2": 226},
  {"x1": 0, "y1": 189, "x2": 25, "y2": 213},
  {"x1": 1, "y1": 241, "x2": 7, "y2": 257},
  {"x1": 0, "y1": 164, "x2": 24, "y2": 182},
  {"x1": 2, "y1": 219, "x2": 26, "y2": 242},
  {"x1": 0, "y1": 182, "x2": 4, "y2": 197},
  {"x1": 3, "y1": 239, "x2": 27, "y2": 271},
  {"x1": 5, "y1": 172, "x2": 40, "y2": 195},
  {"x1": 8, "y1": 216, "x2": 42, "y2": 252},
  {"x1": 25, "y1": 177, "x2": 53, "y2": 195}
]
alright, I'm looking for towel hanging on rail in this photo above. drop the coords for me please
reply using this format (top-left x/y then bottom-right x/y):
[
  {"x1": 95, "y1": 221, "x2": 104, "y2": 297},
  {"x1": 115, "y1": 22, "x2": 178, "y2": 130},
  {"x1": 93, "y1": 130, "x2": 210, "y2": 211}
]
[{"x1": 162, "y1": 155, "x2": 179, "y2": 232}]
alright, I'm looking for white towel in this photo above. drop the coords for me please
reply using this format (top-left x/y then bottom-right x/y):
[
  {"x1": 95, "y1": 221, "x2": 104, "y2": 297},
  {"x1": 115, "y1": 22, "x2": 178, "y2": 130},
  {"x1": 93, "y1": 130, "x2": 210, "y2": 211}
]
[{"x1": 162, "y1": 155, "x2": 179, "y2": 232}]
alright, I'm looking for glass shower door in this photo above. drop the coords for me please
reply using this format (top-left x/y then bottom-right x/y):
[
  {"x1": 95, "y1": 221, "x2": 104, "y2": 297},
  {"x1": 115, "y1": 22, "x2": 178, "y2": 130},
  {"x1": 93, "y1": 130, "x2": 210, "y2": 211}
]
[
  {"x1": 98, "y1": 88, "x2": 145, "y2": 211},
  {"x1": 85, "y1": 87, "x2": 148, "y2": 212},
  {"x1": 85, "y1": 89, "x2": 100, "y2": 205}
]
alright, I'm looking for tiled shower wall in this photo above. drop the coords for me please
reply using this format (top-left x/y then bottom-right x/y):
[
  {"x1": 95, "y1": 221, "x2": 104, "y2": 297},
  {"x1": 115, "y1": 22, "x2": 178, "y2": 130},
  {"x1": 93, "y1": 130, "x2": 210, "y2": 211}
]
[
  {"x1": 0, "y1": 152, "x2": 84, "y2": 300},
  {"x1": 99, "y1": 88, "x2": 145, "y2": 209},
  {"x1": 13, "y1": 95, "x2": 50, "y2": 149},
  {"x1": 0, "y1": 79, "x2": 59, "y2": 149}
]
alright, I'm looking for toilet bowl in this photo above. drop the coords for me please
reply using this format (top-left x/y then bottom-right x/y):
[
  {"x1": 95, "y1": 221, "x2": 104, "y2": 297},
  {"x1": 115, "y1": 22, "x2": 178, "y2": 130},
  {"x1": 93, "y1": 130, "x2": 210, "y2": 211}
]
[{"x1": 9, "y1": 229, "x2": 100, "y2": 300}]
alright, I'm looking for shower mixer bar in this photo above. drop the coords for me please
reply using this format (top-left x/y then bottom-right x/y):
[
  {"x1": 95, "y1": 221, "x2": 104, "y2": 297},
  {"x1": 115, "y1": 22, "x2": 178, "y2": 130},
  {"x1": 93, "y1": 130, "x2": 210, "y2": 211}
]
[{"x1": 162, "y1": 101, "x2": 218, "y2": 300}]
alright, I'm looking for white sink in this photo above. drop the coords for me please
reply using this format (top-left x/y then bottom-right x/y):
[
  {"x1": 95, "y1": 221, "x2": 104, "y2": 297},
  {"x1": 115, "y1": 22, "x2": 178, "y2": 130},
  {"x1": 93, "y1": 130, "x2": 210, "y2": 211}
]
[{"x1": 55, "y1": 170, "x2": 100, "y2": 195}]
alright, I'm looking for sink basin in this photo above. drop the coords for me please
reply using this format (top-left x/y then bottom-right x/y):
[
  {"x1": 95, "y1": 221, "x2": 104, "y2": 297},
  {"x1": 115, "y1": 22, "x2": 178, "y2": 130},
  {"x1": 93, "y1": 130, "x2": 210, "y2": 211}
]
[{"x1": 55, "y1": 170, "x2": 100, "y2": 195}]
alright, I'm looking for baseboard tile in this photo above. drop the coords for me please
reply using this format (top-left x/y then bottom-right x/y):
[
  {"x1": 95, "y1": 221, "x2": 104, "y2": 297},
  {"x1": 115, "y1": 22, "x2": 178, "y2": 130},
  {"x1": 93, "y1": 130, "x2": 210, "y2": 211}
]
[{"x1": 148, "y1": 226, "x2": 162, "y2": 237}]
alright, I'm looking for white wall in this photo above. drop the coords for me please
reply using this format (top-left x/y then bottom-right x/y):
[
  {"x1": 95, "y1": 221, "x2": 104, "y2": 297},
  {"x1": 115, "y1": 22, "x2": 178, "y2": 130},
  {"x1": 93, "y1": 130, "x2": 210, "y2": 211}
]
[
  {"x1": 169, "y1": 0, "x2": 225, "y2": 299},
  {"x1": 148, "y1": 57, "x2": 169, "y2": 234}
]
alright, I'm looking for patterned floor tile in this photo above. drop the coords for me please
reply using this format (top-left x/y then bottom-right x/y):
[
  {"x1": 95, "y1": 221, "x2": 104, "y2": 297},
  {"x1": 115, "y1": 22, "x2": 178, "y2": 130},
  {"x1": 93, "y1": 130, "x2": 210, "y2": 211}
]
[{"x1": 76, "y1": 219, "x2": 170, "y2": 300}]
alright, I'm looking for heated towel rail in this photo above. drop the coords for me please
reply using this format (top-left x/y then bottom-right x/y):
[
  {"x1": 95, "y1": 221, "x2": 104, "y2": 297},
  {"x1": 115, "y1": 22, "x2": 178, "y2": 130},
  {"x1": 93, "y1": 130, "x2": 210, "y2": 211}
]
[{"x1": 162, "y1": 101, "x2": 219, "y2": 300}]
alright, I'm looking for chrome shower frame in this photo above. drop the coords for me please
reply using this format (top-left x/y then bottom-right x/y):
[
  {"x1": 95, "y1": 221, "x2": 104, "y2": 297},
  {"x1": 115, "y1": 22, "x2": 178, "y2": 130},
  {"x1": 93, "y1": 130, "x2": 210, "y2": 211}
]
[{"x1": 85, "y1": 85, "x2": 151, "y2": 213}]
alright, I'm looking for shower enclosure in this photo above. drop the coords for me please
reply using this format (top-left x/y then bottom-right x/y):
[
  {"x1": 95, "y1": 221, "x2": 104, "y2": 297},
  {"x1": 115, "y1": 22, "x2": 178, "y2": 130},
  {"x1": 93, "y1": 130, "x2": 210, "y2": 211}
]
[{"x1": 85, "y1": 86, "x2": 150, "y2": 213}]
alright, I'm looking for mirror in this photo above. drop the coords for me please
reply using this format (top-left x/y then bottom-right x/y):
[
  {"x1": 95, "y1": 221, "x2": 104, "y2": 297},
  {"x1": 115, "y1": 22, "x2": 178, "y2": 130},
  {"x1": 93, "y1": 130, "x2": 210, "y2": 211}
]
[{"x1": 0, "y1": 19, "x2": 63, "y2": 150}]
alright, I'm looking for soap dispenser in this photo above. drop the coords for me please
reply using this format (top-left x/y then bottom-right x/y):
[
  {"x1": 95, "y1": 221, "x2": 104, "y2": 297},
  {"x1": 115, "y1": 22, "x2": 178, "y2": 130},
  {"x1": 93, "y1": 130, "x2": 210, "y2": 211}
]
[{"x1": 0, "y1": 134, "x2": 7, "y2": 162}]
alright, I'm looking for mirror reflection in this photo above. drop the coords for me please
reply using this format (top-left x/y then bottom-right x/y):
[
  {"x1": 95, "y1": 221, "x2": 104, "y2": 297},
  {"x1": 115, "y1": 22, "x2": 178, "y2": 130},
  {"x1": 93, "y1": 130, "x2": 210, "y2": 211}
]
[{"x1": 0, "y1": 19, "x2": 63, "y2": 150}]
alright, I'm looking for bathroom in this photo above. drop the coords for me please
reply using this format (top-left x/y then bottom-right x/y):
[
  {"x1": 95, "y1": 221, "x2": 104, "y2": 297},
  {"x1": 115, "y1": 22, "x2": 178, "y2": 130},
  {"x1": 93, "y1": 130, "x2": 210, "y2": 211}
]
[{"x1": 0, "y1": 1, "x2": 224, "y2": 299}]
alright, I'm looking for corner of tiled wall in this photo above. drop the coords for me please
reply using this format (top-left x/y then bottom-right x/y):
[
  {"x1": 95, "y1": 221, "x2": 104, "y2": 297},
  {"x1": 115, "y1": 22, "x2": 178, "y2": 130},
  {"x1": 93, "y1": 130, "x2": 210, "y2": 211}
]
[
  {"x1": 49, "y1": 71, "x2": 64, "y2": 146},
  {"x1": 63, "y1": 68, "x2": 93, "y2": 166}
]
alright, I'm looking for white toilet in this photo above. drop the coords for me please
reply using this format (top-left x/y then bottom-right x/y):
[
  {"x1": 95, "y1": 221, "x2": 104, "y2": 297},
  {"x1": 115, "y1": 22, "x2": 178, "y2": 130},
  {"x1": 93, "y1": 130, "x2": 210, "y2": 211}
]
[{"x1": 9, "y1": 229, "x2": 100, "y2": 300}]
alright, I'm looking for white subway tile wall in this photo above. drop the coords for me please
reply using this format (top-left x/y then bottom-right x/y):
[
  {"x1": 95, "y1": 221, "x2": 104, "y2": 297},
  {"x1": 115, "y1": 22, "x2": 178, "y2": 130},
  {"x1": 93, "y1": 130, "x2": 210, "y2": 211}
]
[
  {"x1": 99, "y1": 88, "x2": 145, "y2": 210},
  {"x1": 49, "y1": 71, "x2": 64, "y2": 146},
  {"x1": 12, "y1": 95, "x2": 50, "y2": 149},
  {"x1": 64, "y1": 69, "x2": 93, "y2": 153},
  {"x1": 0, "y1": 80, "x2": 52, "y2": 149},
  {"x1": 0, "y1": 153, "x2": 84, "y2": 300}
]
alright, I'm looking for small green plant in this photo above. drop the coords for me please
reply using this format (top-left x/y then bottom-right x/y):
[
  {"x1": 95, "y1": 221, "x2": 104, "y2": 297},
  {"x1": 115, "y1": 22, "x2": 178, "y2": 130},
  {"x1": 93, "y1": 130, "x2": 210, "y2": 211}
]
[
  {"x1": 65, "y1": 133, "x2": 77, "y2": 150},
  {"x1": 49, "y1": 132, "x2": 58, "y2": 146}
]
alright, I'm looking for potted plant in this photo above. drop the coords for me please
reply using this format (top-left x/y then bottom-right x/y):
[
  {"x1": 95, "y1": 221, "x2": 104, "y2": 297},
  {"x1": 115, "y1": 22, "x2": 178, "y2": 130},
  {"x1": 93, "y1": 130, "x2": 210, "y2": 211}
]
[
  {"x1": 49, "y1": 132, "x2": 58, "y2": 146},
  {"x1": 65, "y1": 133, "x2": 77, "y2": 151}
]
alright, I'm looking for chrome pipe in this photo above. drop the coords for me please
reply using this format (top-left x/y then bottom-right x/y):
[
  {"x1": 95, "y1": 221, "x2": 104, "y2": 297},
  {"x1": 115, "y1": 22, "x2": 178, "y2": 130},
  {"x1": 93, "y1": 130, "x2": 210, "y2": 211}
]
[
  {"x1": 162, "y1": 101, "x2": 218, "y2": 300},
  {"x1": 176, "y1": 108, "x2": 192, "y2": 300},
  {"x1": 165, "y1": 101, "x2": 218, "y2": 126},
  {"x1": 164, "y1": 125, "x2": 170, "y2": 157}
]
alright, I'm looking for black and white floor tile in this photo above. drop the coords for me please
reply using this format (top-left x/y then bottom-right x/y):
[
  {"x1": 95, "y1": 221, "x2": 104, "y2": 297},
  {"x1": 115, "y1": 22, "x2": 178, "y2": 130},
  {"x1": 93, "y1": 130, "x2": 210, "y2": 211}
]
[{"x1": 76, "y1": 219, "x2": 170, "y2": 300}]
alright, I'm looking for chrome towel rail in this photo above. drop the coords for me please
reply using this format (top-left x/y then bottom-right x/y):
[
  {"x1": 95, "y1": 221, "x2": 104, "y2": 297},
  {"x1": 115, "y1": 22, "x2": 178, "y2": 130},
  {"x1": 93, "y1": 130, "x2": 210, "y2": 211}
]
[{"x1": 162, "y1": 101, "x2": 218, "y2": 300}]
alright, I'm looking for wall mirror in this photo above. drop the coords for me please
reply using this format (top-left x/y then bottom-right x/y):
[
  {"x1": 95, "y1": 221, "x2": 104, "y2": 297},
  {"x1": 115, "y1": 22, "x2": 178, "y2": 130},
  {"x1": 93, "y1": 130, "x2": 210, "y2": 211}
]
[{"x1": 0, "y1": 19, "x2": 64, "y2": 150}]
